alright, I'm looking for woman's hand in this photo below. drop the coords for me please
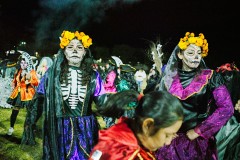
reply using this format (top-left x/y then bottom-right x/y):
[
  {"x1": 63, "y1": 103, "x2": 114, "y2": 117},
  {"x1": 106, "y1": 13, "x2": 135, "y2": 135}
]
[
  {"x1": 235, "y1": 99, "x2": 240, "y2": 113},
  {"x1": 186, "y1": 129, "x2": 199, "y2": 140},
  {"x1": 25, "y1": 73, "x2": 31, "y2": 84}
]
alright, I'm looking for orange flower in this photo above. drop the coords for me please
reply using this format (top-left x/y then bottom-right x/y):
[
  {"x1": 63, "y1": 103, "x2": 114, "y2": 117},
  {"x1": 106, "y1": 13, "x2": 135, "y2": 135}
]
[
  {"x1": 59, "y1": 30, "x2": 92, "y2": 49},
  {"x1": 178, "y1": 32, "x2": 209, "y2": 57}
]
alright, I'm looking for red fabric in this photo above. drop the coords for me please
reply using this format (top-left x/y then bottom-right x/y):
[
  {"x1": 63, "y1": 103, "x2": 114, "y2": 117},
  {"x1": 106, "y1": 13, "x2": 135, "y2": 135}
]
[
  {"x1": 137, "y1": 93, "x2": 143, "y2": 101},
  {"x1": 89, "y1": 117, "x2": 156, "y2": 160},
  {"x1": 216, "y1": 63, "x2": 239, "y2": 72}
]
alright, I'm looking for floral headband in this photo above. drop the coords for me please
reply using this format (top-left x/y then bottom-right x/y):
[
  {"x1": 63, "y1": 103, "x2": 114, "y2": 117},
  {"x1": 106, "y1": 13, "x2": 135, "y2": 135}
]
[
  {"x1": 59, "y1": 30, "x2": 92, "y2": 49},
  {"x1": 178, "y1": 32, "x2": 209, "y2": 57}
]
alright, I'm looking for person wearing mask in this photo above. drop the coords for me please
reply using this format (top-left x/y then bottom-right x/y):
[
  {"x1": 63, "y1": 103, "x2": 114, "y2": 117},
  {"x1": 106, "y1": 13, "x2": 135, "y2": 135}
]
[
  {"x1": 155, "y1": 32, "x2": 234, "y2": 160},
  {"x1": 7, "y1": 53, "x2": 39, "y2": 136},
  {"x1": 134, "y1": 68, "x2": 146, "y2": 93},
  {"x1": 40, "y1": 30, "x2": 107, "y2": 160}
]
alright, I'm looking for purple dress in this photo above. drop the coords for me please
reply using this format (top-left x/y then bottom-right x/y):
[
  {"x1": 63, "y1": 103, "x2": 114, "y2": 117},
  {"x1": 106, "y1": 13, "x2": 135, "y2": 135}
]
[
  {"x1": 43, "y1": 66, "x2": 107, "y2": 160},
  {"x1": 155, "y1": 69, "x2": 234, "y2": 160}
]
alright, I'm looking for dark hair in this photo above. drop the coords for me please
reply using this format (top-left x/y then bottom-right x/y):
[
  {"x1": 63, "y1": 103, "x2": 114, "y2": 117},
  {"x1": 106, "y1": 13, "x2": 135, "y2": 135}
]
[
  {"x1": 217, "y1": 70, "x2": 240, "y2": 104},
  {"x1": 98, "y1": 90, "x2": 183, "y2": 135},
  {"x1": 15, "y1": 55, "x2": 27, "y2": 69}
]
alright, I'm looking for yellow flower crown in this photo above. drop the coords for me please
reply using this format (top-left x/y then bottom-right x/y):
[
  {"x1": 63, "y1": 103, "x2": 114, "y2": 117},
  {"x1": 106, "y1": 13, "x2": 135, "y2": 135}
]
[
  {"x1": 178, "y1": 32, "x2": 209, "y2": 57},
  {"x1": 60, "y1": 30, "x2": 92, "y2": 49}
]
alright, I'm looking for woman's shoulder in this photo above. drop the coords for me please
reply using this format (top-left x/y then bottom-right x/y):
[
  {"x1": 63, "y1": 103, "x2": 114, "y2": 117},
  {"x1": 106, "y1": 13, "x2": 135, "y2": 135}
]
[{"x1": 204, "y1": 69, "x2": 225, "y2": 88}]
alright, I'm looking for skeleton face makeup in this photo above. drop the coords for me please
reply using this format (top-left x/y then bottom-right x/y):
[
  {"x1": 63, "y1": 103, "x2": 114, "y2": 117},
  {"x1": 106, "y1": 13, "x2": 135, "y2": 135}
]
[
  {"x1": 178, "y1": 44, "x2": 202, "y2": 71},
  {"x1": 64, "y1": 39, "x2": 86, "y2": 67},
  {"x1": 20, "y1": 60, "x2": 28, "y2": 70}
]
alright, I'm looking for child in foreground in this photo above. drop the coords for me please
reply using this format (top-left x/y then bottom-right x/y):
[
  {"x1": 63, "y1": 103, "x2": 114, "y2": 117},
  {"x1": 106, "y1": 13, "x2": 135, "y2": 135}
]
[{"x1": 89, "y1": 90, "x2": 183, "y2": 160}]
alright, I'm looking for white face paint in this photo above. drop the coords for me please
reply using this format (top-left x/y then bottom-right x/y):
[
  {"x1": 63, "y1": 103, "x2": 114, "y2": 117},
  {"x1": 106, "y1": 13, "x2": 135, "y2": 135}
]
[
  {"x1": 64, "y1": 39, "x2": 86, "y2": 67},
  {"x1": 20, "y1": 60, "x2": 28, "y2": 70},
  {"x1": 178, "y1": 44, "x2": 202, "y2": 71}
]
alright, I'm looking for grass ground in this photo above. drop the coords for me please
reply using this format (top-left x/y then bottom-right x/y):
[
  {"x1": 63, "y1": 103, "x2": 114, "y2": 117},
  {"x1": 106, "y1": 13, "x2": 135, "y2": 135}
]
[{"x1": 0, "y1": 106, "x2": 106, "y2": 160}]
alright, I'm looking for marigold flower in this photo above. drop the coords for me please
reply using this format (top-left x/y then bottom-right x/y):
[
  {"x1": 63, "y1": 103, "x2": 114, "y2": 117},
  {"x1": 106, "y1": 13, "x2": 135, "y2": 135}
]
[
  {"x1": 185, "y1": 32, "x2": 190, "y2": 36},
  {"x1": 59, "y1": 30, "x2": 92, "y2": 49},
  {"x1": 196, "y1": 38, "x2": 203, "y2": 46},
  {"x1": 178, "y1": 32, "x2": 209, "y2": 57},
  {"x1": 188, "y1": 37, "x2": 196, "y2": 44},
  {"x1": 60, "y1": 38, "x2": 70, "y2": 49}
]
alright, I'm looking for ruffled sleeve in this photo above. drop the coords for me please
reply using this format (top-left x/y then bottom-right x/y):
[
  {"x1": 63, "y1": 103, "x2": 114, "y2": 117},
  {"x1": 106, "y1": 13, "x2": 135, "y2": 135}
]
[{"x1": 194, "y1": 72, "x2": 234, "y2": 139}]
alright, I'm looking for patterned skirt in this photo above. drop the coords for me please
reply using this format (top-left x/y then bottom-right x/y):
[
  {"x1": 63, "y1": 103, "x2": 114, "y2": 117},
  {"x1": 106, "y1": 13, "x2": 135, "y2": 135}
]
[{"x1": 58, "y1": 115, "x2": 99, "y2": 160}]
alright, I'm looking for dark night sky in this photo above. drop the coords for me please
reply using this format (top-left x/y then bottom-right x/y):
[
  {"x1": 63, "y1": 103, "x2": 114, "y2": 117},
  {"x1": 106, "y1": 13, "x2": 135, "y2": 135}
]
[{"x1": 0, "y1": 0, "x2": 239, "y2": 68}]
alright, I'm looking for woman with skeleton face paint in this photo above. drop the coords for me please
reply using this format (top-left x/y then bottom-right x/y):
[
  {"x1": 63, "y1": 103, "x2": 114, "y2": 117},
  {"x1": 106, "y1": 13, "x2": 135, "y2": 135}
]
[
  {"x1": 41, "y1": 30, "x2": 107, "y2": 160},
  {"x1": 155, "y1": 32, "x2": 234, "y2": 160},
  {"x1": 6, "y1": 55, "x2": 39, "y2": 136}
]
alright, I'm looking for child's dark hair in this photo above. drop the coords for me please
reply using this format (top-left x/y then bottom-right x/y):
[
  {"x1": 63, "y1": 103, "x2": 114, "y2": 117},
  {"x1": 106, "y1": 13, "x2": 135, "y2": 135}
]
[{"x1": 98, "y1": 90, "x2": 183, "y2": 135}]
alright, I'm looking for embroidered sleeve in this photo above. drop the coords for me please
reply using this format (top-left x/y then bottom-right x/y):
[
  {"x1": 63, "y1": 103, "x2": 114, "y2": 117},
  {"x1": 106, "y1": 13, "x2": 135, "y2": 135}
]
[{"x1": 194, "y1": 85, "x2": 234, "y2": 139}]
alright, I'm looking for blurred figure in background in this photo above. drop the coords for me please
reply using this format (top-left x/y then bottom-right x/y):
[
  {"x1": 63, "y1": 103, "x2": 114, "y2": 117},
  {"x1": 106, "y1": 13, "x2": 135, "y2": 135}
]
[
  {"x1": 214, "y1": 62, "x2": 240, "y2": 160},
  {"x1": 36, "y1": 56, "x2": 53, "y2": 79},
  {"x1": 21, "y1": 56, "x2": 53, "y2": 145},
  {"x1": 102, "y1": 56, "x2": 122, "y2": 128},
  {"x1": 6, "y1": 52, "x2": 39, "y2": 136},
  {"x1": 0, "y1": 59, "x2": 17, "y2": 108},
  {"x1": 134, "y1": 67, "x2": 146, "y2": 93}
]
